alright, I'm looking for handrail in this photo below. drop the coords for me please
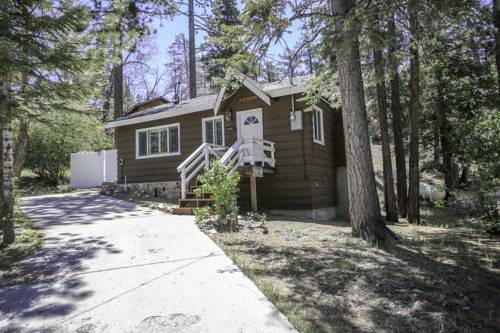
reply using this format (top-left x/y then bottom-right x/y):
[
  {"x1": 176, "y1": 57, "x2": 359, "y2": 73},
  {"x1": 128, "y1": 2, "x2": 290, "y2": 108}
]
[
  {"x1": 177, "y1": 142, "x2": 226, "y2": 199},
  {"x1": 220, "y1": 138, "x2": 243, "y2": 165},
  {"x1": 177, "y1": 138, "x2": 276, "y2": 199},
  {"x1": 177, "y1": 143, "x2": 209, "y2": 172}
]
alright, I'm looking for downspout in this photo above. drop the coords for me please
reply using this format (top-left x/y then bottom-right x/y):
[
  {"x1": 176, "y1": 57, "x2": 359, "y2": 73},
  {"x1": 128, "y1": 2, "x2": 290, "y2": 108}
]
[{"x1": 291, "y1": 94, "x2": 306, "y2": 180}]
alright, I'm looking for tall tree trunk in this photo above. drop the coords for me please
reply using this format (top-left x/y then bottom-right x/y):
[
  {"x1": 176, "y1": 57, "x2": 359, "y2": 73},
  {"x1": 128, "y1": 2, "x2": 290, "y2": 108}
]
[
  {"x1": 182, "y1": 34, "x2": 189, "y2": 99},
  {"x1": 113, "y1": 63, "x2": 124, "y2": 119},
  {"x1": 387, "y1": 17, "x2": 408, "y2": 218},
  {"x1": 373, "y1": 47, "x2": 398, "y2": 222},
  {"x1": 330, "y1": 0, "x2": 397, "y2": 242},
  {"x1": 433, "y1": 123, "x2": 440, "y2": 167},
  {"x1": 437, "y1": 70, "x2": 454, "y2": 193},
  {"x1": 307, "y1": 48, "x2": 314, "y2": 74},
  {"x1": 459, "y1": 165, "x2": 470, "y2": 186},
  {"x1": 408, "y1": 0, "x2": 421, "y2": 224},
  {"x1": 188, "y1": 0, "x2": 197, "y2": 98},
  {"x1": 14, "y1": 75, "x2": 29, "y2": 178},
  {"x1": 1, "y1": 76, "x2": 15, "y2": 245},
  {"x1": 493, "y1": 0, "x2": 500, "y2": 97},
  {"x1": 13, "y1": 120, "x2": 29, "y2": 178}
]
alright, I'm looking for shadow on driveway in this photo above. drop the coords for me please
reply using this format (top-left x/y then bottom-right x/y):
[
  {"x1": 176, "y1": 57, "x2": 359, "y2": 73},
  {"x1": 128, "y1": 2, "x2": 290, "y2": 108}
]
[{"x1": 20, "y1": 191, "x2": 158, "y2": 228}]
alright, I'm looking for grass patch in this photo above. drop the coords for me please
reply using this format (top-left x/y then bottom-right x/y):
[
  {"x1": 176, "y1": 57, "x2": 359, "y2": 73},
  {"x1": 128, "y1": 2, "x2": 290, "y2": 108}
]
[{"x1": 0, "y1": 207, "x2": 44, "y2": 272}]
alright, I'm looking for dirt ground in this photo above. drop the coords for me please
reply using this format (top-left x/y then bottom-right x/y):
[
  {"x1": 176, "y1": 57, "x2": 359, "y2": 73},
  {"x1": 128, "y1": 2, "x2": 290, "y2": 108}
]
[
  {"x1": 210, "y1": 212, "x2": 500, "y2": 333},
  {"x1": 208, "y1": 145, "x2": 500, "y2": 333}
]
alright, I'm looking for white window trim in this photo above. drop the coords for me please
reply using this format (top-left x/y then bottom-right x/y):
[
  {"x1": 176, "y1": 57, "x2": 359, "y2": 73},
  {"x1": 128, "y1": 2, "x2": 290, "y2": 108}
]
[
  {"x1": 135, "y1": 123, "x2": 181, "y2": 159},
  {"x1": 202, "y1": 115, "x2": 225, "y2": 146},
  {"x1": 312, "y1": 106, "x2": 325, "y2": 145}
]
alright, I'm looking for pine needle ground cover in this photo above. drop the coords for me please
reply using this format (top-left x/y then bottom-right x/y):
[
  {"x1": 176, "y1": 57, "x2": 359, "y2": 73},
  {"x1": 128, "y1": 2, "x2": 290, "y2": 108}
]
[
  {"x1": 209, "y1": 215, "x2": 500, "y2": 333},
  {"x1": 208, "y1": 146, "x2": 500, "y2": 333},
  {"x1": 0, "y1": 208, "x2": 44, "y2": 274}
]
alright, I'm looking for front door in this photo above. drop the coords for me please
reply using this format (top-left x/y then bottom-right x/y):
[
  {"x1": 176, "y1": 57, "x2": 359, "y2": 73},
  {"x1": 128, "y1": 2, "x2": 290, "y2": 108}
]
[
  {"x1": 237, "y1": 108, "x2": 264, "y2": 164},
  {"x1": 237, "y1": 108, "x2": 263, "y2": 140}
]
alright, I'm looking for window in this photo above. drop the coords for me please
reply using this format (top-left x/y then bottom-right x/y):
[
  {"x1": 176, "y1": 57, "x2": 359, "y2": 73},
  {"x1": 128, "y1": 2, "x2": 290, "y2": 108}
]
[
  {"x1": 202, "y1": 116, "x2": 224, "y2": 146},
  {"x1": 312, "y1": 106, "x2": 324, "y2": 145},
  {"x1": 136, "y1": 123, "x2": 180, "y2": 159},
  {"x1": 244, "y1": 116, "x2": 259, "y2": 125}
]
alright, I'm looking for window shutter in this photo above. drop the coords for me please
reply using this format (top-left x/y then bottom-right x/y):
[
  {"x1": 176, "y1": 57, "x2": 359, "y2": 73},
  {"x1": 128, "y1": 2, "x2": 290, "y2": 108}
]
[
  {"x1": 138, "y1": 131, "x2": 148, "y2": 156},
  {"x1": 205, "y1": 119, "x2": 214, "y2": 144},
  {"x1": 169, "y1": 126, "x2": 179, "y2": 153},
  {"x1": 149, "y1": 130, "x2": 159, "y2": 154},
  {"x1": 159, "y1": 129, "x2": 168, "y2": 153},
  {"x1": 215, "y1": 119, "x2": 223, "y2": 146}
]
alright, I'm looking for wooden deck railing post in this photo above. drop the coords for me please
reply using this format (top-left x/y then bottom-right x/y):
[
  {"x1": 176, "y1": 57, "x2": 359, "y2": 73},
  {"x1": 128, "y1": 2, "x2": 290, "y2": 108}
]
[{"x1": 181, "y1": 169, "x2": 186, "y2": 199}]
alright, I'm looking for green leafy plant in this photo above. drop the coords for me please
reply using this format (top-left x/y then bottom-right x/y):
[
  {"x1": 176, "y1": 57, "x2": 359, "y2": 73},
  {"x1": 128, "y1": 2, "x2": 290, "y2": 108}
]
[
  {"x1": 25, "y1": 112, "x2": 113, "y2": 184},
  {"x1": 194, "y1": 207, "x2": 210, "y2": 224},
  {"x1": 195, "y1": 159, "x2": 240, "y2": 231}
]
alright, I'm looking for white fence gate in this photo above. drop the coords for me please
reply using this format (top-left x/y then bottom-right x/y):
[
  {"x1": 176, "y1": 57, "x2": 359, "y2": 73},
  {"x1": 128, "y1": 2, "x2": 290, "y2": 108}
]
[{"x1": 70, "y1": 150, "x2": 117, "y2": 188}]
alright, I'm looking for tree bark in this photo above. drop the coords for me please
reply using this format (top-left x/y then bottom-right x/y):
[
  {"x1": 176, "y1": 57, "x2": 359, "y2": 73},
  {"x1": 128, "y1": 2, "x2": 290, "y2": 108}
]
[
  {"x1": 437, "y1": 70, "x2": 454, "y2": 193},
  {"x1": 493, "y1": 0, "x2": 500, "y2": 97},
  {"x1": 1, "y1": 76, "x2": 15, "y2": 245},
  {"x1": 433, "y1": 122, "x2": 440, "y2": 167},
  {"x1": 459, "y1": 165, "x2": 470, "y2": 186},
  {"x1": 113, "y1": 63, "x2": 124, "y2": 119},
  {"x1": 14, "y1": 75, "x2": 29, "y2": 178},
  {"x1": 307, "y1": 48, "x2": 314, "y2": 74},
  {"x1": 373, "y1": 47, "x2": 398, "y2": 222},
  {"x1": 330, "y1": 0, "x2": 397, "y2": 242},
  {"x1": 387, "y1": 17, "x2": 408, "y2": 218},
  {"x1": 188, "y1": 0, "x2": 197, "y2": 98},
  {"x1": 408, "y1": 0, "x2": 421, "y2": 224},
  {"x1": 13, "y1": 120, "x2": 29, "y2": 178}
]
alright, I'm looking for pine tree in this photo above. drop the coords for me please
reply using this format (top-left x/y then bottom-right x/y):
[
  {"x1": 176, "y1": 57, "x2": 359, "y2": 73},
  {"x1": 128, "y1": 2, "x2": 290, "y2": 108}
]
[
  {"x1": 407, "y1": 0, "x2": 422, "y2": 224},
  {"x1": 387, "y1": 15, "x2": 408, "y2": 218},
  {"x1": 493, "y1": 0, "x2": 500, "y2": 96},
  {"x1": 330, "y1": 0, "x2": 397, "y2": 241},
  {"x1": 201, "y1": 0, "x2": 240, "y2": 88},
  {"x1": 0, "y1": 0, "x2": 91, "y2": 245},
  {"x1": 372, "y1": 19, "x2": 398, "y2": 222},
  {"x1": 188, "y1": 0, "x2": 197, "y2": 98}
]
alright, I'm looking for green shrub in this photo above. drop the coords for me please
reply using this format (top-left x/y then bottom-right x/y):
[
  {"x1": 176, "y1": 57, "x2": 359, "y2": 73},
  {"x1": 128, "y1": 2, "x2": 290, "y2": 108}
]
[
  {"x1": 477, "y1": 195, "x2": 500, "y2": 236},
  {"x1": 195, "y1": 159, "x2": 240, "y2": 231},
  {"x1": 195, "y1": 207, "x2": 210, "y2": 224}
]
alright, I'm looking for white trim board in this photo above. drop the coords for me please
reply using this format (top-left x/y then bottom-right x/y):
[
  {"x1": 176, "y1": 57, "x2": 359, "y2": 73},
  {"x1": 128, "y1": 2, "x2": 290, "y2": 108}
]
[
  {"x1": 312, "y1": 106, "x2": 325, "y2": 145},
  {"x1": 135, "y1": 122, "x2": 181, "y2": 159},
  {"x1": 107, "y1": 80, "x2": 308, "y2": 129},
  {"x1": 242, "y1": 77, "x2": 271, "y2": 106},
  {"x1": 202, "y1": 115, "x2": 225, "y2": 146}
]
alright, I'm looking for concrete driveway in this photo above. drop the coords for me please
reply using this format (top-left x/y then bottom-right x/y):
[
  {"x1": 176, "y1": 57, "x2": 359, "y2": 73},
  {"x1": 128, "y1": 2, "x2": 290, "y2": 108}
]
[{"x1": 0, "y1": 192, "x2": 296, "y2": 333}]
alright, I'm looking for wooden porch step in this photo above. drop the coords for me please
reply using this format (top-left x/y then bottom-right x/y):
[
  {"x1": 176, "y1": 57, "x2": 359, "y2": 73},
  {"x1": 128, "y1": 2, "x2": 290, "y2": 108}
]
[
  {"x1": 179, "y1": 198, "x2": 213, "y2": 208},
  {"x1": 171, "y1": 207, "x2": 196, "y2": 215},
  {"x1": 185, "y1": 192, "x2": 211, "y2": 199}
]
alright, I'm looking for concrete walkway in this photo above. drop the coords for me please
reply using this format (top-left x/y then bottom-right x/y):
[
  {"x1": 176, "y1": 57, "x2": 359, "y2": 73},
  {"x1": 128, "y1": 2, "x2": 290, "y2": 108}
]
[{"x1": 0, "y1": 192, "x2": 296, "y2": 333}]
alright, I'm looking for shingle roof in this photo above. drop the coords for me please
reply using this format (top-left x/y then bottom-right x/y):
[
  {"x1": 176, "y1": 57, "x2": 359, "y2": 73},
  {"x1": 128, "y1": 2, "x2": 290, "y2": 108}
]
[{"x1": 107, "y1": 75, "x2": 313, "y2": 128}]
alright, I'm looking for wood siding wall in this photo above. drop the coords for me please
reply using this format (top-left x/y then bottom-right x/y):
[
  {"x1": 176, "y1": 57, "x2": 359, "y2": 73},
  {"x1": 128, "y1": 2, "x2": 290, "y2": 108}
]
[
  {"x1": 115, "y1": 88, "x2": 346, "y2": 211},
  {"x1": 115, "y1": 110, "x2": 214, "y2": 183}
]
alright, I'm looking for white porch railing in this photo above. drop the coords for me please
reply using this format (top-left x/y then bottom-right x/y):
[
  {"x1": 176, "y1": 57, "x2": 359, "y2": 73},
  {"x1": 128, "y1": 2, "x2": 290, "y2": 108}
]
[
  {"x1": 238, "y1": 138, "x2": 276, "y2": 168},
  {"x1": 176, "y1": 143, "x2": 226, "y2": 199},
  {"x1": 177, "y1": 138, "x2": 276, "y2": 199}
]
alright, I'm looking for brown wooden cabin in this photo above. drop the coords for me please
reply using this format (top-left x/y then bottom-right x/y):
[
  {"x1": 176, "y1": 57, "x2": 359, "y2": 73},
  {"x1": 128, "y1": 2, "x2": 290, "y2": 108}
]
[{"x1": 106, "y1": 75, "x2": 348, "y2": 221}]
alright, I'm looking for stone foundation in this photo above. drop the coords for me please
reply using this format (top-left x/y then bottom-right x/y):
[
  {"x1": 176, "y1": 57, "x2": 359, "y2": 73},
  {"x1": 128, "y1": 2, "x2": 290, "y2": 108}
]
[
  {"x1": 101, "y1": 181, "x2": 181, "y2": 202},
  {"x1": 271, "y1": 206, "x2": 337, "y2": 222},
  {"x1": 124, "y1": 181, "x2": 181, "y2": 201}
]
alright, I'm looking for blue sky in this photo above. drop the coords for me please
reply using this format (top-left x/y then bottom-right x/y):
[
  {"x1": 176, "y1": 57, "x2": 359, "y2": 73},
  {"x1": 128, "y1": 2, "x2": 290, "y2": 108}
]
[{"x1": 147, "y1": 5, "x2": 301, "y2": 69}]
